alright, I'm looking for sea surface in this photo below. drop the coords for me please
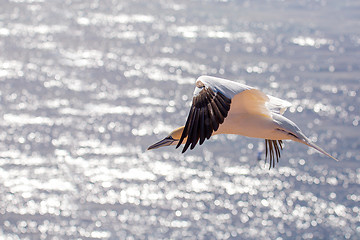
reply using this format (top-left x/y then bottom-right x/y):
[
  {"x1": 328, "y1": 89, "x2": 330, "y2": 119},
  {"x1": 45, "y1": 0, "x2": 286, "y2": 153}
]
[{"x1": 0, "y1": 0, "x2": 359, "y2": 239}]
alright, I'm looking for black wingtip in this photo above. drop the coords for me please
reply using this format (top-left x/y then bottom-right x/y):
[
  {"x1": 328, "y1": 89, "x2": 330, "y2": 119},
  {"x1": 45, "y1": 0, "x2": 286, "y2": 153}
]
[
  {"x1": 264, "y1": 139, "x2": 283, "y2": 169},
  {"x1": 177, "y1": 86, "x2": 232, "y2": 154}
]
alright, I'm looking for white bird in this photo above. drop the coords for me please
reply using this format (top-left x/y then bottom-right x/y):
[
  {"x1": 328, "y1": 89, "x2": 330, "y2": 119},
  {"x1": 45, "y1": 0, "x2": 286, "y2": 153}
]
[{"x1": 147, "y1": 76, "x2": 338, "y2": 168}]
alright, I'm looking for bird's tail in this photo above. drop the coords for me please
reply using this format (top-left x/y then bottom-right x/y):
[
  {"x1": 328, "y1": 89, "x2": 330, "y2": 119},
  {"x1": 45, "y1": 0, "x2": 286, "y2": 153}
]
[
  {"x1": 303, "y1": 140, "x2": 338, "y2": 161},
  {"x1": 272, "y1": 113, "x2": 339, "y2": 161},
  {"x1": 295, "y1": 132, "x2": 339, "y2": 161}
]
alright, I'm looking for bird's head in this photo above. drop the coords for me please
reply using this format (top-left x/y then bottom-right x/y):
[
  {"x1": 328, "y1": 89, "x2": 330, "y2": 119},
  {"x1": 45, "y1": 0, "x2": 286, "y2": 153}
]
[{"x1": 147, "y1": 126, "x2": 185, "y2": 150}]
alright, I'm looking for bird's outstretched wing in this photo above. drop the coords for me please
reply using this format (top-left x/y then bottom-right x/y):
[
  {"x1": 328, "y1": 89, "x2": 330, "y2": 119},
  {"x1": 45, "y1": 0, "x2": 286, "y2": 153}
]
[{"x1": 176, "y1": 86, "x2": 231, "y2": 153}]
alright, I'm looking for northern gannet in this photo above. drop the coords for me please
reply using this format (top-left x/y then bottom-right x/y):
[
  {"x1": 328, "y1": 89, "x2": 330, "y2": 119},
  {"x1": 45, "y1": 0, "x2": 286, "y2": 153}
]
[{"x1": 148, "y1": 76, "x2": 338, "y2": 168}]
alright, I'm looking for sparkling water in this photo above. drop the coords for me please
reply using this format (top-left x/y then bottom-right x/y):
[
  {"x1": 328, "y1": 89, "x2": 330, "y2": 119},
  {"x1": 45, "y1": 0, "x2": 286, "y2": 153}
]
[{"x1": 0, "y1": 0, "x2": 359, "y2": 239}]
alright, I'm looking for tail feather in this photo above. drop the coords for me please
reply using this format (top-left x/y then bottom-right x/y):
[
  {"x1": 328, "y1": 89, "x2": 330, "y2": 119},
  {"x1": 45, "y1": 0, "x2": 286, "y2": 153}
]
[
  {"x1": 272, "y1": 113, "x2": 338, "y2": 161},
  {"x1": 295, "y1": 131, "x2": 339, "y2": 161},
  {"x1": 304, "y1": 140, "x2": 339, "y2": 161}
]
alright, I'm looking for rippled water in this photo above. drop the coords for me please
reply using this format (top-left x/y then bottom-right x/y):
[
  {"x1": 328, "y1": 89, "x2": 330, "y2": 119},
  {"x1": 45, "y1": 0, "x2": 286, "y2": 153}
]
[{"x1": 0, "y1": 0, "x2": 359, "y2": 239}]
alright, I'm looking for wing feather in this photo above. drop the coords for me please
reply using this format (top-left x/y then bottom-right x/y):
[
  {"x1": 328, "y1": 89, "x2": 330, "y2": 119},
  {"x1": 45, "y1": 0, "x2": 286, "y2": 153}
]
[
  {"x1": 199, "y1": 107, "x2": 206, "y2": 145},
  {"x1": 208, "y1": 103, "x2": 219, "y2": 131},
  {"x1": 183, "y1": 107, "x2": 198, "y2": 152},
  {"x1": 177, "y1": 84, "x2": 231, "y2": 153},
  {"x1": 190, "y1": 109, "x2": 200, "y2": 150},
  {"x1": 265, "y1": 139, "x2": 283, "y2": 169},
  {"x1": 211, "y1": 99, "x2": 224, "y2": 124},
  {"x1": 216, "y1": 92, "x2": 231, "y2": 111},
  {"x1": 214, "y1": 96, "x2": 228, "y2": 117},
  {"x1": 177, "y1": 105, "x2": 194, "y2": 146},
  {"x1": 203, "y1": 104, "x2": 213, "y2": 140}
]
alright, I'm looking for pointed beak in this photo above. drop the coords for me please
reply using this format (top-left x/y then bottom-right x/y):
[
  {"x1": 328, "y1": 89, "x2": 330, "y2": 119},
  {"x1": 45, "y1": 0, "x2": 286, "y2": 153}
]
[{"x1": 147, "y1": 136, "x2": 175, "y2": 150}]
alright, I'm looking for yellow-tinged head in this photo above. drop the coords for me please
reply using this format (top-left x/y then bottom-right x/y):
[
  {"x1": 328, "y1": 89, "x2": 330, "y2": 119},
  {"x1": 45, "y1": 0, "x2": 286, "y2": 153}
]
[
  {"x1": 147, "y1": 126, "x2": 186, "y2": 150},
  {"x1": 169, "y1": 126, "x2": 185, "y2": 140}
]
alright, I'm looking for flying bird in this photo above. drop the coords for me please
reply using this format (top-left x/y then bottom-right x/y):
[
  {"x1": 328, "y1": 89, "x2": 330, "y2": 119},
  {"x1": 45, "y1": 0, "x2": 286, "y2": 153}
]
[{"x1": 147, "y1": 76, "x2": 338, "y2": 168}]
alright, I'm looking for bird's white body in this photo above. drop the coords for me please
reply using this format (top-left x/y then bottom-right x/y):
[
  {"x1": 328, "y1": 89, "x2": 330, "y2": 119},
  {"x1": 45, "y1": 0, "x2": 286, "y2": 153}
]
[
  {"x1": 148, "y1": 75, "x2": 338, "y2": 165},
  {"x1": 216, "y1": 112, "x2": 278, "y2": 138}
]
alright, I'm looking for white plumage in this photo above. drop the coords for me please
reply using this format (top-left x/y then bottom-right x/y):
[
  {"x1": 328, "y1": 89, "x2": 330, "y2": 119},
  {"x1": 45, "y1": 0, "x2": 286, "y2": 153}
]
[{"x1": 148, "y1": 76, "x2": 338, "y2": 168}]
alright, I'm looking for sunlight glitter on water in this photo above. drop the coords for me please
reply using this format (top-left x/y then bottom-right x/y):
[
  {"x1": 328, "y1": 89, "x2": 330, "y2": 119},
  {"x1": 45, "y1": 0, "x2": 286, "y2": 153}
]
[
  {"x1": 292, "y1": 36, "x2": 333, "y2": 48},
  {"x1": 85, "y1": 13, "x2": 155, "y2": 25},
  {"x1": 171, "y1": 25, "x2": 255, "y2": 43},
  {"x1": 3, "y1": 114, "x2": 54, "y2": 126},
  {"x1": 0, "y1": 0, "x2": 359, "y2": 239}
]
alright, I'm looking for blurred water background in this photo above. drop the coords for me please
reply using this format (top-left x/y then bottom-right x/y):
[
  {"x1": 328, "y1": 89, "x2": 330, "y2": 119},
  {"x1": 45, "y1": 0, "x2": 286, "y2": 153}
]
[{"x1": 0, "y1": 0, "x2": 359, "y2": 239}]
